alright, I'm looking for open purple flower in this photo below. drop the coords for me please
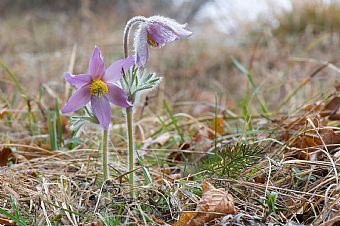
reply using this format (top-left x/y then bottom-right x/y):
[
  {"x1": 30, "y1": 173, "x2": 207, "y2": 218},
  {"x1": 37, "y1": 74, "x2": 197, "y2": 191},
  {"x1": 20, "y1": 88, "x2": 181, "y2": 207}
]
[
  {"x1": 61, "y1": 46, "x2": 134, "y2": 129},
  {"x1": 134, "y1": 16, "x2": 192, "y2": 67}
]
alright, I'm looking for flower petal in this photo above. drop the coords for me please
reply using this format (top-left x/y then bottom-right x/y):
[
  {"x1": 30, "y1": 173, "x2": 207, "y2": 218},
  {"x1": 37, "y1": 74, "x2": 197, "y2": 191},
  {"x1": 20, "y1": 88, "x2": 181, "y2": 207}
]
[
  {"x1": 105, "y1": 83, "x2": 132, "y2": 108},
  {"x1": 64, "y1": 72, "x2": 91, "y2": 88},
  {"x1": 61, "y1": 85, "x2": 91, "y2": 114},
  {"x1": 91, "y1": 96, "x2": 111, "y2": 129},
  {"x1": 88, "y1": 46, "x2": 105, "y2": 80},
  {"x1": 152, "y1": 16, "x2": 192, "y2": 37},
  {"x1": 102, "y1": 56, "x2": 135, "y2": 83},
  {"x1": 148, "y1": 16, "x2": 192, "y2": 43},
  {"x1": 134, "y1": 23, "x2": 149, "y2": 67},
  {"x1": 147, "y1": 23, "x2": 177, "y2": 47}
]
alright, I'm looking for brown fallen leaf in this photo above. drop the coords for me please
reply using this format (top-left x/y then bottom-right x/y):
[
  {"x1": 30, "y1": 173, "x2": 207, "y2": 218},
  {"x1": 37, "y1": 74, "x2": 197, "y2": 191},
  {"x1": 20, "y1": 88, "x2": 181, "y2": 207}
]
[
  {"x1": 173, "y1": 182, "x2": 236, "y2": 226},
  {"x1": 297, "y1": 151, "x2": 310, "y2": 160},
  {"x1": 208, "y1": 117, "x2": 229, "y2": 139},
  {"x1": 0, "y1": 107, "x2": 9, "y2": 120},
  {"x1": 0, "y1": 147, "x2": 12, "y2": 166},
  {"x1": 321, "y1": 96, "x2": 340, "y2": 120},
  {"x1": 151, "y1": 214, "x2": 166, "y2": 225},
  {"x1": 282, "y1": 103, "x2": 340, "y2": 150},
  {"x1": 0, "y1": 217, "x2": 16, "y2": 225},
  {"x1": 319, "y1": 129, "x2": 340, "y2": 152},
  {"x1": 254, "y1": 176, "x2": 266, "y2": 184},
  {"x1": 192, "y1": 126, "x2": 211, "y2": 153},
  {"x1": 174, "y1": 212, "x2": 195, "y2": 226},
  {"x1": 168, "y1": 143, "x2": 191, "y2": 163}
]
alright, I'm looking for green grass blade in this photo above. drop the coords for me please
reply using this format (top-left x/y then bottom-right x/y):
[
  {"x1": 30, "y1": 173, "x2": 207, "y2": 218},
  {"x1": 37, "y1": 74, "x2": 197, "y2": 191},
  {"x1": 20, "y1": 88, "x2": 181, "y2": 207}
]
[
  {"x1": 55, "y1": 98, "x2": 62, "y2": 147},
  {"x1": 232, "y1": 56, "x2": 269, "y2": 114},
  {"x1": 150, "y1": 115, "x2": 168, "y2": 138},
  {"x1": 163, "y1": 100, "x2": 185, "y2": 144},
  {"x1": 0, "y1": 197, "x2": 27, "y2": 226},
  {"x1": 240, "y1": 97, "x2": 252, "y2": 131},
  {"x1": 0, "y1": 61, "x2": 27, "y2": 99},
  {"x1": 0, "y1": 207, "x2": 25, "y2": 225},
  {"x1": 213, "y1": 94, "x2": 218, "y2": 152},
  {"x1": 10, "y1": 196, "x2": 27, "y2": 226},
  {"x1": 26, "y1": 100, "x2": 34, "y2": 135},
  {"x1": 136, "y1": 151, "x2": 152, "y2": 185},
  {"x1": 113, "y1": 205, "x2": 124, "y2": 226},
  {"x1": 232, "y1": 57, "x2": 256, "y2": 88},
  {"x1": 47, "y1": 109, "x2": 58, "y2": 150}
]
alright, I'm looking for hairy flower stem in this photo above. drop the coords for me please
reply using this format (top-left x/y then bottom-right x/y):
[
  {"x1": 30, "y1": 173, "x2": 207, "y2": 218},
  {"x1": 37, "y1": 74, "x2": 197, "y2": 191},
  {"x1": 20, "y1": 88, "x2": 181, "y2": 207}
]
[
  {"x1": 126, "y1": 106, "x2": 134, "y2": 196},
  {"x1": 102, "y1": 129, "x2": 109, "y2": 181},
  {"x1": 123, "y1": 16, "x2": 146, "y2": 57},
  {"x1": 123, "y1": 16, "x2": 146, "y2": 197}
]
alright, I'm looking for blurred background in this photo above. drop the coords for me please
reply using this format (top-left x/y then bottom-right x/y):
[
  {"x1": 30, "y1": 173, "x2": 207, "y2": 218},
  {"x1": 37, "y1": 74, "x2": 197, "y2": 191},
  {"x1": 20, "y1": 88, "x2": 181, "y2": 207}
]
[{"x1": 1, "y1": 0, "x2": 339, "y2": 116}]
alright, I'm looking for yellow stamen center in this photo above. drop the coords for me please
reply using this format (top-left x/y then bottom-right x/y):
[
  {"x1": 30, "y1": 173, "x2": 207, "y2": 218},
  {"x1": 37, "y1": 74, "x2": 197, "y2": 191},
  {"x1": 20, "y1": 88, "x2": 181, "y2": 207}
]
[
  {"x1": 90, "y1": 80, "x2": 108, "y2": 96},
  {"x1": 147, "y1": 33, "x2": 158, "y2": 47}
]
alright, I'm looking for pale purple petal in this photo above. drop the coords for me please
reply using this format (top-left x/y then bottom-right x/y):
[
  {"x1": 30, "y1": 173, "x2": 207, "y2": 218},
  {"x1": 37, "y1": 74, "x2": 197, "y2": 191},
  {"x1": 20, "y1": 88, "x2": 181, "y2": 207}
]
[
  {"x1": 91, "y1": 96, "x2": 111, "y2": 129},
  {"x1": 64, "y1": 72, "x2": 91, "y2": 88},
  {"x1": 133, "y1": 16, "x2": 191, "y2": 67},
  {"x1": 134, "y1": 23, "x2": 149, "y2": 67},
  {"x1": 88, "y1": 46, "x2": 105, "y2": 80},
  {"x1": 105, "y1": 83, "x2": 132, "y2": 108},
  {"x1": 102, "y1": 56, "x2": 135, "y2": 83},
  {"x1": 147, "y1": 23, "x2": 177, "y2": 47},
  {"x1": 61, "y1": 85, "x2": 91, "y2": 113},
  {"x1": 148, "y1": 16, "x2": 192, "y2": 43}
]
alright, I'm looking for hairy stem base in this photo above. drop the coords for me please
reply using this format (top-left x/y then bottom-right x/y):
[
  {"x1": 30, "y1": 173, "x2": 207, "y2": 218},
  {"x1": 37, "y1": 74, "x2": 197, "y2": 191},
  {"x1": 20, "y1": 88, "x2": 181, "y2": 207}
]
[
  {"x1": 126, "y1": 107, "x2": 135, "y2": 197},
  {"x1": 102, "y1": 129, "x2": 109, "y2": 181}
]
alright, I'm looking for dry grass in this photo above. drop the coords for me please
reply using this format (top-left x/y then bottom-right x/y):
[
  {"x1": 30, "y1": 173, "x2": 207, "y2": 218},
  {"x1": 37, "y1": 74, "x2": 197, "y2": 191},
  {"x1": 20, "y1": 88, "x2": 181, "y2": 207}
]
[{"x1": 1, "y1": 1, "x2": 340, "y2": 225}]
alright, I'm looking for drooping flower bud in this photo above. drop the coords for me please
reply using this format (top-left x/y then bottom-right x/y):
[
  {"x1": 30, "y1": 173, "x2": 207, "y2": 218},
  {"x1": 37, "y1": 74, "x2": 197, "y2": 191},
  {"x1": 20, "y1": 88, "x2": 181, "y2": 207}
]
[{"x1": 133, "y1": 16, "x2": 192, "y2": 67}]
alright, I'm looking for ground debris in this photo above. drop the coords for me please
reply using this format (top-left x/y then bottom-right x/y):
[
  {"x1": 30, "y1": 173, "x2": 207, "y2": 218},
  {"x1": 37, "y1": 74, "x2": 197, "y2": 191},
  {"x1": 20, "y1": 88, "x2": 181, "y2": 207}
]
[{"x1": 173, "y1": 182, "x2": 236, "y2": 226}]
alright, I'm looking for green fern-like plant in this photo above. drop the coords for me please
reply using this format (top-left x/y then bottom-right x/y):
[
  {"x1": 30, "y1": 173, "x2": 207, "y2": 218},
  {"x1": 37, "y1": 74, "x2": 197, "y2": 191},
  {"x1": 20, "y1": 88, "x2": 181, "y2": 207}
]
[{"x1": 201, "y1": 143, "x2": 263, "y2": 177}]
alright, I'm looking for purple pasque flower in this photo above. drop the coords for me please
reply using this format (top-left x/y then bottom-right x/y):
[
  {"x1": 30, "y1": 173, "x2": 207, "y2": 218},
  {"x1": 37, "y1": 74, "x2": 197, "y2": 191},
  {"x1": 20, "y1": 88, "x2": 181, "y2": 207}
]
[
  {"x1": 61, "y1": 46, "x2": 134, "y2": 129},
  {"x1": 134, "y1": 16, "x2": 192, "y2": 67}
]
